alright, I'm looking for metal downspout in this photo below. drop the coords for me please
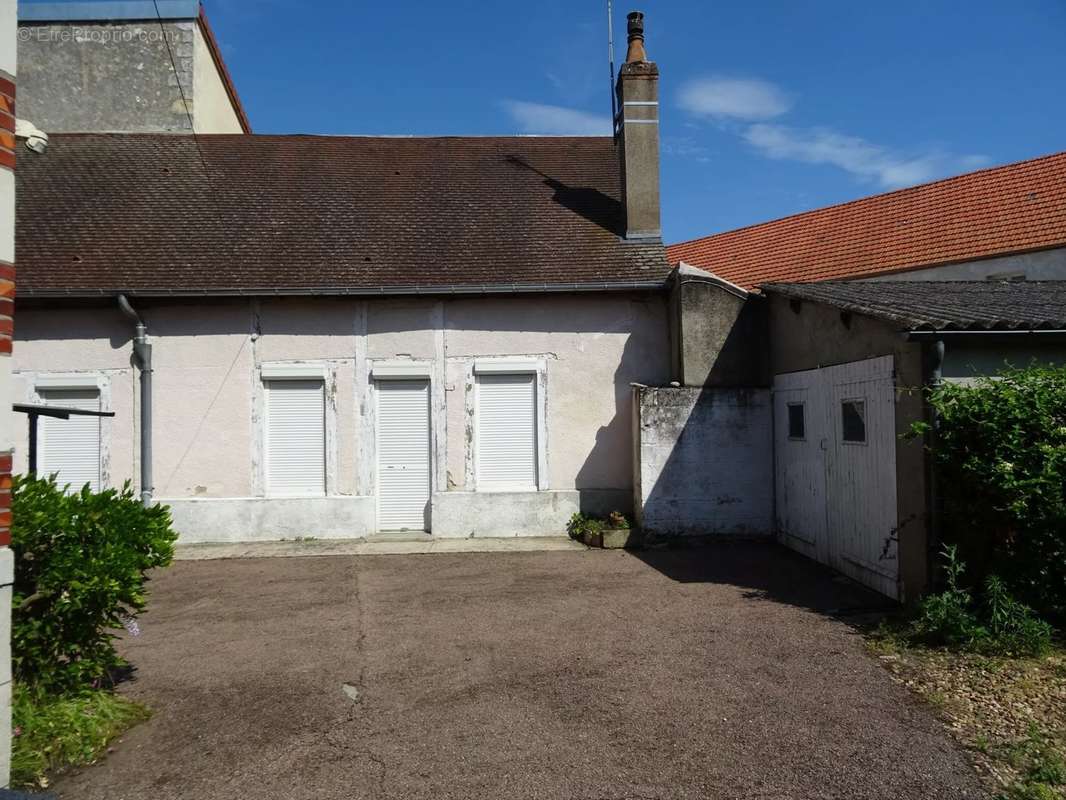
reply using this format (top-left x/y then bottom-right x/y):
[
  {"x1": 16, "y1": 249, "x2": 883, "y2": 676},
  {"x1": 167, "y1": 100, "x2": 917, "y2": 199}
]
[
  {"x1": 924, "y1": 339, "x2": 946, "y2": 582},
  {"x1": 118, "y1": 295, "x2": 153, "y2": 506}
]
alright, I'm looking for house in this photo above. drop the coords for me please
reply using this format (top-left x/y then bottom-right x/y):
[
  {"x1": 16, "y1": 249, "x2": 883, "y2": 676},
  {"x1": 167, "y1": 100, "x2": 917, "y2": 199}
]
[
  {"x1": 12, "y1": 13, "x2": 673, "y2": 543},
  {"x1": 16, "y1": 0, "x2": 249, "y2": 134},
  {"x1": 11, "y1": 5, "x2": 1065, "y2": 605},
  {"x1": 668, "y1": 150, "x2": 1066, "y2": 287}
]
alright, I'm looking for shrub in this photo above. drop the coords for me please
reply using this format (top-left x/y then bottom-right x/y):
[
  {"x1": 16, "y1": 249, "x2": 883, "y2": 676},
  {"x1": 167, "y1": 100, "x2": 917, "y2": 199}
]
[
  {"x1": 910, "y1": 546, "x2": 1052, "y2": 657},
  {"x1": 11, "y1": 683, "x2": 150, "y2": 789},
  {"x1": 910, "y1": 545, "x2": 986, "y2": 648},
  {"x1": 606, "y1": 511, "x2": 631, "y2": 530},
  {"x1": 914, "y1": 366, "x2": 1066, "y2": 621},
  {"x1": 982, "y1": 575, "x2": 1054, "y2": 657},
  {"x1": 11, "y1": 474, "x2": 178, "y2": 692}
]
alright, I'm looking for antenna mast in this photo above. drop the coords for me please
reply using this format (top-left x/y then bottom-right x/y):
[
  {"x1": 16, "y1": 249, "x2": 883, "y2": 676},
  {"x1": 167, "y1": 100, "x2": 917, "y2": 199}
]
[{"x1": 608, "y1": 0, "x2": 617, "y2": 135}]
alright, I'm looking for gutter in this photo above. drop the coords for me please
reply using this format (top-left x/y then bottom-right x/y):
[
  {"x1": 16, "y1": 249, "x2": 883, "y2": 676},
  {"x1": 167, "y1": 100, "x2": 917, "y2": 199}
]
[
  {"x1": 117, "y1": 295, "x2": 153, "y2": 507},
  {"x1": 18, "y1": 280, "x2": 669, "y2": 299},
  {"x1": 907, "y1": 329, "x2": 1066, "y2": 341}
]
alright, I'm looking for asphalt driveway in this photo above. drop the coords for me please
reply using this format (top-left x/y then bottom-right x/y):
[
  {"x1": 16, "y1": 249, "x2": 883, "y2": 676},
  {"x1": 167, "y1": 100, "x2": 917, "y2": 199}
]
[{"x1": 56, "y1": 543, "x2": 985, "y2": 799}]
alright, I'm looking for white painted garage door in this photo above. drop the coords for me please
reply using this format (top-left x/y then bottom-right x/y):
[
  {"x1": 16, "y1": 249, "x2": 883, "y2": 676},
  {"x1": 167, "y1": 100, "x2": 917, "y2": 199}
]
[
  {"x1": 376, "y1": 379, "x2": 431, "y2": 531},
  {"x1": 773, "y1": 356, "x2": 899, "y2": 598}
]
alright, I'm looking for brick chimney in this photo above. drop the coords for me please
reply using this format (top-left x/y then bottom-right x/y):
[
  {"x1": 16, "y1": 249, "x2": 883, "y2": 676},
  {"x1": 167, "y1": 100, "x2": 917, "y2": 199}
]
[{"x1": 616, "y1": 11, "x2": 661, "y2": 241}]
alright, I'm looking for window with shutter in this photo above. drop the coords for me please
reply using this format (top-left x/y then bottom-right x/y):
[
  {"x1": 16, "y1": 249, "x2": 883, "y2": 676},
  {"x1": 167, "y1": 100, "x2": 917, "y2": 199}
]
[
  {"x1": 38, "y1": 387, "x2": 102, "y2": 493},
  {"x1": 264, "y1": 379, "x2": 326, "y2": 496},
  {"x1": 476, "y1": 372, "x2": 538, "y2": 491}
]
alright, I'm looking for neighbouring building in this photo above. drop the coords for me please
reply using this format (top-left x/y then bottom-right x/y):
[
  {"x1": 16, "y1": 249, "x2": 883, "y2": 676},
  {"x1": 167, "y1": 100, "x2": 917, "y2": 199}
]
[
  {"x1": 0, "y1": 0, "x2": 16, "y2": 787},
  {"x1": 668, "y1": 151, "x2": 1066, "y2": 286},
  {"x1": 16, "y1": 0, "x2": 249, "y2": 133}
]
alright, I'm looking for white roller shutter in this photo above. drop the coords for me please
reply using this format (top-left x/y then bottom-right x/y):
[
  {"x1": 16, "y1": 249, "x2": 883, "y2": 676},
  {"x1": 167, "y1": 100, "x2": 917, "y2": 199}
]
[
  {"x1": 477, "y1": 373, "x2": 537, "y2": 491},
  {"x1": 38, "y1": 388, "x2": 102, "y2": 493},
  {"x1": 376, "y1": 380, "x2": 431, "y2": 531},
  {"x1": 264, "y1": 379, "x2": 326, "y2": 496}
]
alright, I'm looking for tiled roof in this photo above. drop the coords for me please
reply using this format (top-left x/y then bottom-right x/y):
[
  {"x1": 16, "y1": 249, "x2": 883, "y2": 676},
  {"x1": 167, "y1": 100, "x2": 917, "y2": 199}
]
[
  {"x1": 667, "y1": 151, "x2": 1066, "y2": 290},
  {"x1": 15, "y1": 134, "x2": 669, "y2": 297},
  {"x1": 762, "y1": 281, "x2": 1066, "y2": 332}
]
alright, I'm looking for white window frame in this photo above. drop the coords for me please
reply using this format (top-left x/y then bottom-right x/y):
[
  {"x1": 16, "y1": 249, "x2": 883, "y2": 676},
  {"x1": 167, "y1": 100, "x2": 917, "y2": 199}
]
[
  {"x1": 254, "y1": 362, "x2": 336, "y2": 497},
  {"x1": 371, "y1": 361, "x2": 432, "y2": 380},
  {"x1": 29, "y1": 372, "x2": 111, "y2": 491},
  {"x1": 840, "y1": 397, "x2": 869, "y2": 446},
  {"x1": 471, "y1": 358, "x2": 548, "y2": 493}
]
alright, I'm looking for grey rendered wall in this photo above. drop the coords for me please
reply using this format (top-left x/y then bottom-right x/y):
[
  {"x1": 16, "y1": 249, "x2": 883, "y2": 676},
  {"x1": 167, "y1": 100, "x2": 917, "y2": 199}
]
[
  {"x1": 942, "y1": 340, "x2": 1066, "y2": 380},
  {"x1": 671, "y1": 278, "x2": 768, "y2": 387},
  {"x1": 633, "y1": 386, "x2": 773, "y2": 537},
  {"x1": 767, "y1": 294, "x2": 929, "y2": 601},
  {"x1": 17, "y1": 20, "x2": 196, "y2": 132}
]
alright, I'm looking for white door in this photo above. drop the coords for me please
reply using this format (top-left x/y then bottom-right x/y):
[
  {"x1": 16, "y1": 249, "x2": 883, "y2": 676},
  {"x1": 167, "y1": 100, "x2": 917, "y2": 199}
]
[
  {"x1": 38, "y1": 387, "x2": 102, "y2": 493},
  {"x1": 376, "y1": 380, "x2": 431, "y2": 531},
  {"x1": 823, "y1": 357, "x2": 899, "y2": 598},
  {"x1": 772, "y1": 379, "x2": 828, "y2": 565},
  {"x1": 773, "y1": 356, "x2": 899, "y2": 599}
]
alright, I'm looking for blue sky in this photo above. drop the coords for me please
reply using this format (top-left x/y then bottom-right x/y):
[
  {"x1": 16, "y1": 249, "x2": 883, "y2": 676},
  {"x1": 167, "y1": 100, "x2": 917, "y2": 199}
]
[{"x1": 204, "y1": 0, "x2": 1066, "y2": 243}]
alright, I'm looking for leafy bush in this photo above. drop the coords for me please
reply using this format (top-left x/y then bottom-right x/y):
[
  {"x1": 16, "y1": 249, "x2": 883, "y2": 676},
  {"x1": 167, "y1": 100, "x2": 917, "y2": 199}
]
[
  {"x1": 11, "y1": 474, "x2": 177, "y2": 692},
  {"x1": 11, "y1": 683, "x2": 150, "y2": 789},
  {"x1": 910, "y1": 546, "x2": 1052, "y2": 657},
  {"x1": 607, "y1": 511, "x2": 631, "y2": 530},
  {"x1": 914, "y1": 366, "x2": 1066, "y2": 621}
]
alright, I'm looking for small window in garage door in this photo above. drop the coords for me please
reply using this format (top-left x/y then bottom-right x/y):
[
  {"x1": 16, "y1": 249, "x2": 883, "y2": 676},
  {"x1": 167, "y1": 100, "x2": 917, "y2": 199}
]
[
  {"x1": 841, "y1": 399, "x2": 867, "y2": 443},
  {"x1": 787, "y1": 402, "x2": 805, "y2": 440}
]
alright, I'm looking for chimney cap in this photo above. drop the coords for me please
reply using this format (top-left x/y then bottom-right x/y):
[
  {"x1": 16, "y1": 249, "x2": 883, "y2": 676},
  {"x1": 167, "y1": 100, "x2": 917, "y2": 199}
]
[{"x1": 625, "y1": 10, "x2": 647, "y2": 63}]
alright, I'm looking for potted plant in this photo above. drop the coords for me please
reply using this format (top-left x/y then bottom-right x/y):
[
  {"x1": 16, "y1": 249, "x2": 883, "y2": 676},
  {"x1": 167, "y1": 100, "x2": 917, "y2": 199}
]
[
  {"x1": 601, "y1": 511, "x2": 636, "y2": 549},
  {"x1": 567, "y1": 512, "x2": 638, "y2": 549}
]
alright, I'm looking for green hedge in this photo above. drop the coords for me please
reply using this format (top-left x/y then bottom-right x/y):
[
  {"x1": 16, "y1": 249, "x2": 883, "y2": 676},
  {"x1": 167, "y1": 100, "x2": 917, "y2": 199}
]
[
  {"x1": 11, "y1": 475, "x2": 177, "y2": 692},
  {"x1": 917, "y1": 366, "x2": 1066, "y2": 622}
]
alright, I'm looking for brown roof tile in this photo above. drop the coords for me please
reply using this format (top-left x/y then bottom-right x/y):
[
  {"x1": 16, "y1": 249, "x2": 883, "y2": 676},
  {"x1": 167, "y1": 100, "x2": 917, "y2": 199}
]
[
  {"x1": 15, "y1": 133, "x2": 669, "y2": 296},
  {"x1": 667, "y1": 151, "x2": 1066, "y2": 290}
]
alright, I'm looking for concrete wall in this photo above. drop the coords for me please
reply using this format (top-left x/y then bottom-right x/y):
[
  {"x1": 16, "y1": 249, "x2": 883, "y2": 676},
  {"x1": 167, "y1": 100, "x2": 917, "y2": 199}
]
[
  {"x1": 767, "y1": 294, "x2": 929, "y2": 600},
  {"x1": 191, "y1": 24, "x2": 242, "y2": 134},
  {"x1": 861, "y1": 247, "x2": 1066, "y2": 282},
  {"x1": 16, "y1": 18, "x2": 243, "y2": 133},
  {"x1": 670, "y1": 270, "x2": 768, "y2": 387},
  {"x1": 942, "y1": 340, "x2": 1066, "y2": 380},
  {"x1": 633, "y1": 386, "x2": 773, "y2": 537},
  {"x1": 13, "y1": 294, "x2": 669, "y2": 541}
]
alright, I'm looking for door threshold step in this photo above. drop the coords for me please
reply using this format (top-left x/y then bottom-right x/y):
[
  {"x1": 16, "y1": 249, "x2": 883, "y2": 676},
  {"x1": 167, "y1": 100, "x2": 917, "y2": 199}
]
[{"x1": 175, "y1": 536, "x2": 587, "y2": 560}]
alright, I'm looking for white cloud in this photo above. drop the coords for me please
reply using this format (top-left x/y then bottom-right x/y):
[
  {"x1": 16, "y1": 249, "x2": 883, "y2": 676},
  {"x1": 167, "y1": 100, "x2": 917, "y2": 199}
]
[
  {"x1": 677, "y1": 76, "x2": 792, "y2": 121},
  {"x1": 662, "y1": 136, "x2": 712, "y2": 163},
  {"x1": 743, "y1": 124, "x2": 989, "y2": 188},
  {"x1": 502, "y1": 100, "x2": 610, "y2": 136}
]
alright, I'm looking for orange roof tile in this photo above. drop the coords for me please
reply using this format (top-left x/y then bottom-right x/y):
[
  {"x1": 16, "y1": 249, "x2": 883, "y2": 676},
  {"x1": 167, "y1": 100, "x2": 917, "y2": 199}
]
[{"x1": 666, "y1": 150, "x2": 1066, "y2": 290}]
